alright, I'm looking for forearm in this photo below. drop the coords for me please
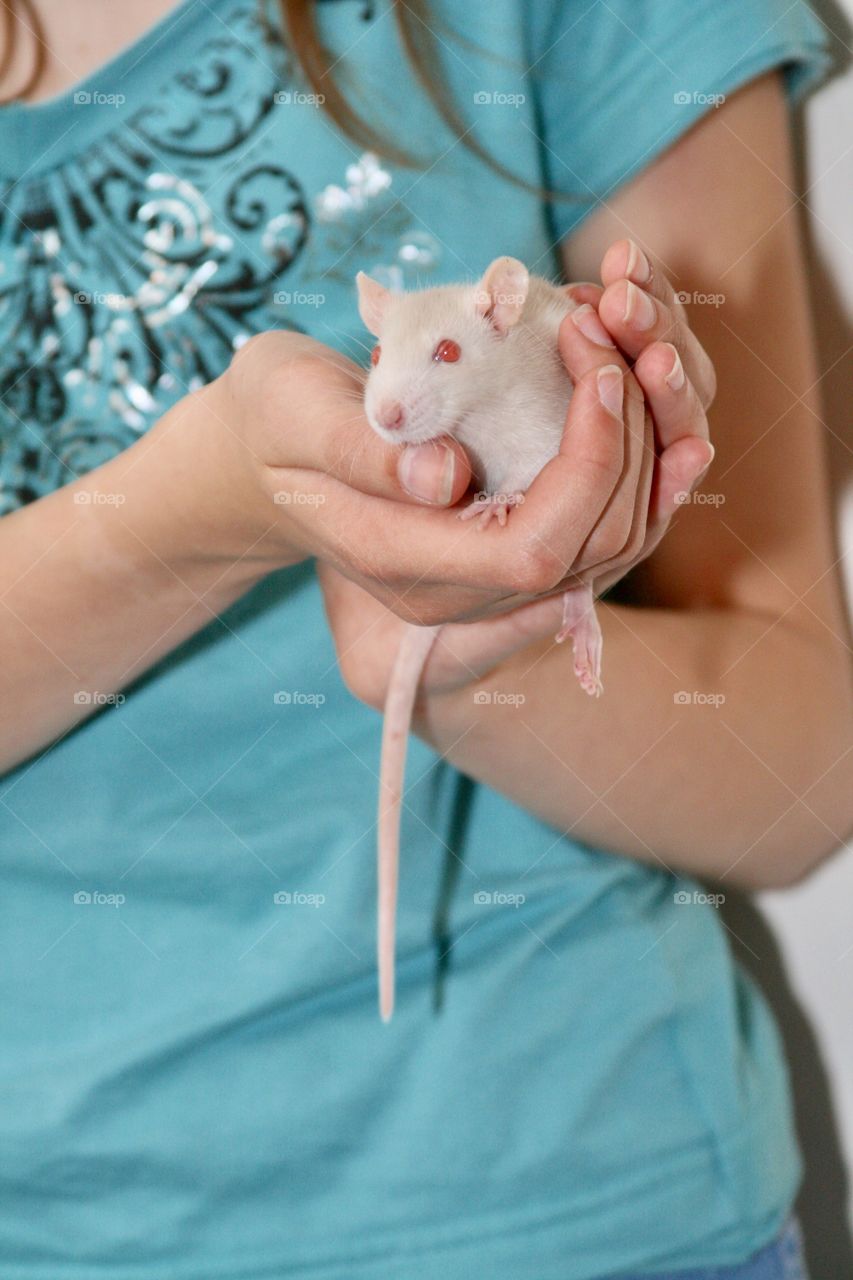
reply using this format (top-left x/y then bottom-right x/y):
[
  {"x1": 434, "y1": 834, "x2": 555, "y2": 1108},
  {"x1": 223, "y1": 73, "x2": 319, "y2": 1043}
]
[
  {"x1": 0, "y1": 385, "x2": 278, "y2": 774},
  {"x1": 416, "y1": 602, "x2": 853, "y2": 888}
]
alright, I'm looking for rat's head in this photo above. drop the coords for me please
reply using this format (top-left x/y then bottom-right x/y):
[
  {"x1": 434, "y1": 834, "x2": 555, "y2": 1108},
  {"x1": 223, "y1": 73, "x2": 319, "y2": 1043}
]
[{"x1": 356, "y1": 256, "x2": 530, "y2": 446}]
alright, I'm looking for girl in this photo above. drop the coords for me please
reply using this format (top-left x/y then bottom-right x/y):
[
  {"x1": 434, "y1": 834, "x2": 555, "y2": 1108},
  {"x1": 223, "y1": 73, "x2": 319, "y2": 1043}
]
[{"x1": 0, "y1": 1, "x2": 850, "y2": 1276}]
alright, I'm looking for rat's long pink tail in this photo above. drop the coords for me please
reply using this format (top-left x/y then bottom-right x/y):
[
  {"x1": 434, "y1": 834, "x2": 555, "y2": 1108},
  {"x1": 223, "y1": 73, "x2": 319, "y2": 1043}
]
[{"x1": 378, "y1": 623, "x2": 442, "y2": 1023}]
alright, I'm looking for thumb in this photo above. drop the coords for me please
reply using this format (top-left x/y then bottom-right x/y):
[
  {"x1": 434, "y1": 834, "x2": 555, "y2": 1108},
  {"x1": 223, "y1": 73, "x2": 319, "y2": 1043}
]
[{"x1": 396, "y1": 438, "x2": 472, "y2": 506}]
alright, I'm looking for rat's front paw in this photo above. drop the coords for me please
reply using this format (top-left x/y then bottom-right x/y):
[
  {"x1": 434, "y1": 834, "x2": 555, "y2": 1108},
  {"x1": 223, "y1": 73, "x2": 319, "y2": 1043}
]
[{"x1": 458, "y1": 491, "x2": 524, "y2": 530}]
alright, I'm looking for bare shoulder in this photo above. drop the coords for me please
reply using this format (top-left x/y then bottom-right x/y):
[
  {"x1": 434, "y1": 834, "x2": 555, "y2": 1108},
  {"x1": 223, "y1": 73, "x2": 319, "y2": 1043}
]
[{"x1": 563, "y1": 72, "x2": 848, "y2": 644}]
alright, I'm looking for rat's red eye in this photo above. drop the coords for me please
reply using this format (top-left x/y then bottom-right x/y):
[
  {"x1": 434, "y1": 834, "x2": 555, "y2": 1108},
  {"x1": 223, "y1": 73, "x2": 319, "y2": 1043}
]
[
  {"x1": 371, "y1": 344, "x2": 381, "y2": 366},
  {"x1": 433, "y1": 338, "x2": 461, "y2": 363}
]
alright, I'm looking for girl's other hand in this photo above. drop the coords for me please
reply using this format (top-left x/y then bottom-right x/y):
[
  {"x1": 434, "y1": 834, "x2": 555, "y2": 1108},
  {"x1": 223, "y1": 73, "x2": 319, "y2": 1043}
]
[{"x1": 563, "y1": 239, "x2": 716, "y2": 594}]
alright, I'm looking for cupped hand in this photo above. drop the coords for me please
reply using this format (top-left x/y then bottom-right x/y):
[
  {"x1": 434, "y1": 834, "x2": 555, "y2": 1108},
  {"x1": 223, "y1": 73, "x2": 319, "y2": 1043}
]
[
  {"x1": 313, "y1": 239, "x2": 717, "y2": 709},
  {"x1": 210, "y1": 317, "x2": 684, "y2": 627},
  {"x1": 318, "y1": 559, "x2": 568, "y2": 711},
  {"x1": 563, "y1": 238, "x2": 716, "y2": 593}
]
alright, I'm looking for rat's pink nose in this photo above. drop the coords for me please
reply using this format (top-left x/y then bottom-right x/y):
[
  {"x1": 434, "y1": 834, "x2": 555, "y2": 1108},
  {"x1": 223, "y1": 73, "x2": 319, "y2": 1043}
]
[{"x1": 377, "y1": 401, "x2": 405, "y2": 431}]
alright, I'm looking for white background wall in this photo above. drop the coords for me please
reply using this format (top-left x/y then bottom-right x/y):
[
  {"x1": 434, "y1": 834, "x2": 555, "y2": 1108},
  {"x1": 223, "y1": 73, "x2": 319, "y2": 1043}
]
[{"x1": 740, "y1": 2, "x2": 853, "y2": 1272}]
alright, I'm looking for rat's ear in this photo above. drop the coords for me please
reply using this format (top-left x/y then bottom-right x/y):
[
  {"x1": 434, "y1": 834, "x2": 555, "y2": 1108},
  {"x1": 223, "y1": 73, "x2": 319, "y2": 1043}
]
[
  {"x1": 475, "y1": 256, "x2": 529, "y2": 334},
  {"x1": 356, "y1": 271, "x2": 392, "y2": 336}
]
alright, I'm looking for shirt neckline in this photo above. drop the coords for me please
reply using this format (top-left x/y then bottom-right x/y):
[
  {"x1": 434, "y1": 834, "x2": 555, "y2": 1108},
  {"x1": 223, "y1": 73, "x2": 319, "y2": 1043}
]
[{"x1": 0, "y1": 0, "x2": 222, "y2": 180}]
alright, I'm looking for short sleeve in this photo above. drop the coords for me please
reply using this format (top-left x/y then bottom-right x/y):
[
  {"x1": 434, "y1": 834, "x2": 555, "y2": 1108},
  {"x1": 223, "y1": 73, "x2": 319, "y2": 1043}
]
[{"x1": 525, "y1": 0, "x2": 833, "y2": 242}]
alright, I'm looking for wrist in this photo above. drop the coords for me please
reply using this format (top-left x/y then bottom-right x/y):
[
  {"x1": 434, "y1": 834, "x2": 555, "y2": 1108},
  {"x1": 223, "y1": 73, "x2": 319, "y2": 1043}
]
[{"x1": 86, "y1": 381, "x2": 300, "y2": 603}]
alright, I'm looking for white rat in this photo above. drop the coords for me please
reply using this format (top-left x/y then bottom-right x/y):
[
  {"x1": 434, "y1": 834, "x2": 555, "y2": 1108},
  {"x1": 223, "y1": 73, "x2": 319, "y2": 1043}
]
[{"x1": 356, "y1": 256, "x2": 604, "y2": 1021}]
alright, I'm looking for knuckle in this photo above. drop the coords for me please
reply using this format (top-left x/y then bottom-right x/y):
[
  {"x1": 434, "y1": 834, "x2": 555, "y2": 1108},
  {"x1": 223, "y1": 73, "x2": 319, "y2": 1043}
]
[
  {"x1": 635, "y1": 341, "x2": 675, "y2": 382},
  {"x1": 232, "y1": 333, "x2": 323, "y2": 406},
  {"x1": 369, "y1": 584, "x2": 443, "y2": 627},
  {"x1": 506, "y1": 542, "x2": 565, "y2": 595},
  {"x1": 395, "y1": 599, "x2": 443, "y2": 627},
  {"x1": 229, "y1": 329, "x2": 277, "y2": 370}
]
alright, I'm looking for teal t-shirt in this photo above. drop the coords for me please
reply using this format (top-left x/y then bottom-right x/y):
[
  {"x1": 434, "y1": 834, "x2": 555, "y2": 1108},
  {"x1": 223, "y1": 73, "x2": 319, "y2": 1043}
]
[{"x1": 0, "y1": 2, "x2": 831, "y2": 1276}]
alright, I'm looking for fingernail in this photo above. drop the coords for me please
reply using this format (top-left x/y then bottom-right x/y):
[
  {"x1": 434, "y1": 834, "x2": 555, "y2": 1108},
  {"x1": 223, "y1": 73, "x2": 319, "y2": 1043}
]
[
  {"x1": 625, "y1": 240, "x2": 652, "y2": 284},
  {"x1": 398, "y1": 444, "x2": 456, "y2": 504},
  {"x1": 597, "y1": 365, "x2": 624, "y2": 418},
  {"x1": 571, "y1": 303, "x2": 616, "y2": 348},
  {"x1": 664, "y1": 344, "x2": 685, "y2": 391},
  {"x1": 624, "y1": 281, "x2": 656, "y2": 330}
]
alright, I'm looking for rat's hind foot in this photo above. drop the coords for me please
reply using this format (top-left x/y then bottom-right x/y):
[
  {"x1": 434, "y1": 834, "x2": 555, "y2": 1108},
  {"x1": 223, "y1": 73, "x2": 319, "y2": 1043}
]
[
  {"x1": 458, "y1": 491, "x2": 524, "y2": 530},
  {"x1": 556, "y1": 584, "x2": 603, "y2": 697}
]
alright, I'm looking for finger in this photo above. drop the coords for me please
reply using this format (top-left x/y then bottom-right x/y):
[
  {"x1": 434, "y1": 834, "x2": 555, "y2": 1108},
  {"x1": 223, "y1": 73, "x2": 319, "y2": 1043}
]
[
  {"x1": 632, "y1": 341, "x2": 710, "y2": 450},
  {"x1": 511, "y1": 353, "x2": 629, "y2": 575},
  {"x1": 597, "y1": 240, "x2": 717, "y2": 407},
  {"x1": 600, "y1": 238, "x2": 658, "y2": 293},
  {"x1": 563, "y1": 282, "x2": 604, "y2": 309},
  {"x1": 576, "y1": 397, "x2": 654, "y2": 576},
  {"x1": 598, "y1": 277, "x2": 716, "y2": 407},
  {"x1": 288, "y1": 472, "x2": 518, "y2": 610},
  {"x1": 592, "y1": 434, "x2": 715, "y2": 596}
]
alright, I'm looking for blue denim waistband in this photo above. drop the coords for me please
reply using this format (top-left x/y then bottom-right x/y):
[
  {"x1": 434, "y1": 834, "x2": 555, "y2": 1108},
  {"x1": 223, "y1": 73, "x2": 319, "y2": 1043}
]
[{"x1": 611, "y1": 1217, "x2": 808, "y2": 1280}]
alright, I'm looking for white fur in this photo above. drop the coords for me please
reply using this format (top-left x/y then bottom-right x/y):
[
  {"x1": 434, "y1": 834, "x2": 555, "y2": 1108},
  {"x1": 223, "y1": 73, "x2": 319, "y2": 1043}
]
[{"x1": 359, "y1": 261, "x2": 576, "y2": 494}]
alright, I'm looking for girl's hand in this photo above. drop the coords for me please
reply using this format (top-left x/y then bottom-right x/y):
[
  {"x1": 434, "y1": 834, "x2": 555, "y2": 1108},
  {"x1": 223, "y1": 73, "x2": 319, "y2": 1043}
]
[
  {"x1": 205, "y1": 287, "x2": 711, "y2": 625},
  {"x1": 563, "y1": 239, "x2": 717, "y2": 593},
  {"x1": 315, "y1": 240, "x2": 717, "y2": 709},
  {"x1": 198, "y1": 330, "x2": 473, "y2": 571},
  {"x1": 318, "y1": 559, "x2": 569, "y2": 711}
]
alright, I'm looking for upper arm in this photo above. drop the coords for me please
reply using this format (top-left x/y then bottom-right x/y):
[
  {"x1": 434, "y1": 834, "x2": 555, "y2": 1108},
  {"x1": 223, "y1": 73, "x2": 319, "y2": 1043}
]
[{"x1": 562, "y1": 71, "x2": 848, "y2": 642}]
